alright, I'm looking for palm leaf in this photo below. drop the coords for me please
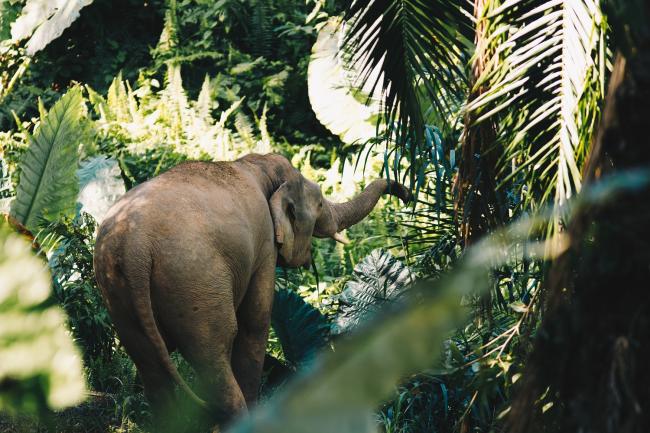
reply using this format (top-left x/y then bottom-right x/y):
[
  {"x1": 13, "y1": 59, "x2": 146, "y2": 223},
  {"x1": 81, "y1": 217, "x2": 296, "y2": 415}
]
[
  {"x1": 466, "y1": 0, "x2": 608, "y2": 210},
  {"x1": 10, "y1": 87, "x2": 85, "y2": 233},
  {"x1": 271, "y1": 288, "x2": 330, "y2": 369},
  {"x1": 342, "y1": 0, "x2": 472, "y2": 182}
]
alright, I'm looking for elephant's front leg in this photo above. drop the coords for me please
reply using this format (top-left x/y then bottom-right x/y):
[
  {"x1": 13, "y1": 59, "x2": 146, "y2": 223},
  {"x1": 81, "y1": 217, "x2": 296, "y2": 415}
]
[{"x1": 232, "y1": 259, "x2": 276, "y2": 404}]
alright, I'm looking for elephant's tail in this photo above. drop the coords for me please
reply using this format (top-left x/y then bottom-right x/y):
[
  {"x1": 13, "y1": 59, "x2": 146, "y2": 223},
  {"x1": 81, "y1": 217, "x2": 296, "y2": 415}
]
[{"x1": 130, "y1": 268, "x2": 209, "y2": 411}]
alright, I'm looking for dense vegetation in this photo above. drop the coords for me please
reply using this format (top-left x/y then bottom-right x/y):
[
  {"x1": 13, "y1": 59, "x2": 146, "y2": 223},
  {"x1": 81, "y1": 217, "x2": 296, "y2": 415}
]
[{"x1": 1, "y1": 0, "x2": 649, "y2": 432}]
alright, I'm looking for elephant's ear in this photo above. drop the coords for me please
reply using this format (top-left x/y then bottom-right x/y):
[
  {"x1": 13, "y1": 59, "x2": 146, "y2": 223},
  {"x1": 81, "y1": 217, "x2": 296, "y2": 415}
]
[{"x1": 270, "y1": 181, "x2": 294, "y2": 261}]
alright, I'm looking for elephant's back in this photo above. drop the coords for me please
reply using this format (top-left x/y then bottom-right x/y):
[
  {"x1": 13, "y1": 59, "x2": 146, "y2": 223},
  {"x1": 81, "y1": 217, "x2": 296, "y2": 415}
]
[{"x1": 96, "y1": 160, "x2": 273, "y2": 278}]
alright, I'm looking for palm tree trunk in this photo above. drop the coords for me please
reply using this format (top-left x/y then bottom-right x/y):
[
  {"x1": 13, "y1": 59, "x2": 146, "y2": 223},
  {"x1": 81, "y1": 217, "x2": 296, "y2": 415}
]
[
  {"x1": 455, "y1": 0, "x2": 508, "y2": 248},
  {"x1": 455, "y1": 0, "x2": 509, "y2": 328},
  {"x1": 507, "y1": 46, "x2": 650, "y2": 433}
]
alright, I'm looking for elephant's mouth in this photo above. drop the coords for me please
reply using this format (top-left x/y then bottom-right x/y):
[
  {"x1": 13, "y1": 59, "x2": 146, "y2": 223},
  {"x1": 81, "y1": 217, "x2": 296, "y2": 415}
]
[{"x1": 276, "y1": 251, "x2": 311, "y2": 269}]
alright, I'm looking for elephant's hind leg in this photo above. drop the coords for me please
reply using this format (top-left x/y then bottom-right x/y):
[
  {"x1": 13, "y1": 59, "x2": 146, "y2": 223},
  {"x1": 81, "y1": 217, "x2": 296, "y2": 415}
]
[
  {"x1": 174, "y1": 277, "x2": 247, "y2": 427},
  {"x1": 110, "y1": 313, "x2": 177, "y2": 427},
  {"x1": 232, "y1": 258, "x2": 276, "y2": 405}
]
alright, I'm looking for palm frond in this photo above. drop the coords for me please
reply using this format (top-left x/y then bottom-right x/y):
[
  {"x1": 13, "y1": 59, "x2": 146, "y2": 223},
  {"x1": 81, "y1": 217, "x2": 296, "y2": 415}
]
[
  {"x1": 342, "y1": 0, "x2": 472, "y2": 183},
  {"x1": 466, "y1": 0, "x2": 609, "y2": 210}
]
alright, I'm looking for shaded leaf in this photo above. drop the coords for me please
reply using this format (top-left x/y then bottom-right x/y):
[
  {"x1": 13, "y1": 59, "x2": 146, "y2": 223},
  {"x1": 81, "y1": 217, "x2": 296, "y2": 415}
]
[{"x1": 271, "y1": 288, "x2": 330, "y2": 369}]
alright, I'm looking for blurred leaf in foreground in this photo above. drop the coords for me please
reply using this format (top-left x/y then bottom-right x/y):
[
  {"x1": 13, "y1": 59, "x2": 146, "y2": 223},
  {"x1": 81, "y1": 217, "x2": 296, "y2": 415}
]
[{"x1": 0, "y1": 222, "x2": 85, "y2": 415}]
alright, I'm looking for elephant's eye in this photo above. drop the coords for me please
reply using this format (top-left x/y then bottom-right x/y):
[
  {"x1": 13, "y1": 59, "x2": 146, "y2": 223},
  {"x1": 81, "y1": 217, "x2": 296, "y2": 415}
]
[
  {"x1": 288, "y1": 202, "x2": 296, "y2": 222},
  {"x1": 318, "y1": 201, "x2": 323, "y2": 208}
]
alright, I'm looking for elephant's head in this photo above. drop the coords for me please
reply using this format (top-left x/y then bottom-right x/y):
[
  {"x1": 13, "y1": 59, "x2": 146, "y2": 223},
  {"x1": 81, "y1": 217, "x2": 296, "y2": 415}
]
[{"x1": 269, "y1": 169, "x2": 412, "y2": 268}]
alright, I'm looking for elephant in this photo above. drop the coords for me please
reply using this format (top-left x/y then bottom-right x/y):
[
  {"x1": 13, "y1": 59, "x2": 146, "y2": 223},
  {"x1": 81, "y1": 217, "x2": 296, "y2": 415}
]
[{"x1": 93, "y1": 152, "x2": 411, "y2": 430}]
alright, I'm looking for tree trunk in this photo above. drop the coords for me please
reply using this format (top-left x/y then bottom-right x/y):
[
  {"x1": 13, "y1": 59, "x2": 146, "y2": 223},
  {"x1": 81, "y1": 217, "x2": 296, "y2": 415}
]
[
  {"x1": 507, "y1": 41, "x2": 650, "y2": 433},
  {"x1": 454, "y1": 0, "x2": 508, "y2": 248},
  {"x1": 455, "y1": 0, "x2": 509, "y2": 329}
]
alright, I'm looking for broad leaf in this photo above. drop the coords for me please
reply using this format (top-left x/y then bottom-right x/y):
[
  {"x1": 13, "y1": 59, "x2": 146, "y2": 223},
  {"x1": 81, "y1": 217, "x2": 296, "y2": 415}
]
[
  {"x1": 10, "y1": 0, "x2": 93, "y2": 56},
  {"x1": 334, "y1": 249, "x2": 413, "y2": 334},
  {"x1": 308, "y1": 18, "x2": 383, "y2": 144},
  {"x1": 10, "y1": 87, "x2": 85, "y2": 233},
  {"x1": 271, "y1": 288, "x2": 330, "y2": 369}
]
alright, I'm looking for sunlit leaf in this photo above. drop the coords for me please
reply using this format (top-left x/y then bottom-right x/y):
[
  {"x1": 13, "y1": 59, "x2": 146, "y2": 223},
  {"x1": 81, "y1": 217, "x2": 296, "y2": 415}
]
[
  {"x1": 308, "y1": 18, "x2": 383, "y2": 144},
  {"x1": 10, "y1": 0, "x2": 94, "y2": 56}
]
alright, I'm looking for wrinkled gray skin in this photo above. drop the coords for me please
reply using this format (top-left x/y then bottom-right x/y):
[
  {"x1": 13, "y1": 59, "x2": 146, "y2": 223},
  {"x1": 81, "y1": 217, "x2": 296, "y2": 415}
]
[{"x1": 93, "y1": 153, "x2": 411, "y2": 429}]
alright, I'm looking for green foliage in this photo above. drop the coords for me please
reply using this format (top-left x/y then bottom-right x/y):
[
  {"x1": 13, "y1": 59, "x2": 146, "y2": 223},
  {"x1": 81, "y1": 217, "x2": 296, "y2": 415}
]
[
  {"x1": 10, "y1": 87, "x2": 87, "y2": 233},
  {"x1": 0, "y1": 222, "x2": 86, "y2": 415},
  {"x1": 271, "y1": 288, "x2": 330, "y2": 369},
  {"x1": 48, "y1": 214, "x2": 115, "y2": 368},
  {"x1": 89, "y1": 66, "x2": 268, "y2": 167},
  {"x1": 334, "y1": 249, "x2": 413, "y2": 335},
  {"x1": 466, "y1": 0, "x2": 609, "y2": 211},
  {"x1": 148, "y1": 0, "x2": 343, "y2": 146}
]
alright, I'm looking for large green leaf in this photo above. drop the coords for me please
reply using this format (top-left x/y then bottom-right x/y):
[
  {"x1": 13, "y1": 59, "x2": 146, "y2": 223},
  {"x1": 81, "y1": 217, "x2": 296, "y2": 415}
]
[
  {"x1": 308, "y1": 18, "x2": 384, "y2": 144},
  {"x1": 271, "y1": 288, "x2": 330, "y2": 369},
  {"x1": 334, "y1": 249, "x2": 413, "y2": 334},
  {"x1": 10, "y1": 87, "x2": 85, "y2": 233}
]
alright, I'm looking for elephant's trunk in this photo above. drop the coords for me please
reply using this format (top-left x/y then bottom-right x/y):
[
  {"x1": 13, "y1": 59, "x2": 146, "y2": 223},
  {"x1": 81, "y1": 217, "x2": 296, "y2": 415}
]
[{"x1": 328, "y1": 179, "x2": 412, "y2": 232}]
